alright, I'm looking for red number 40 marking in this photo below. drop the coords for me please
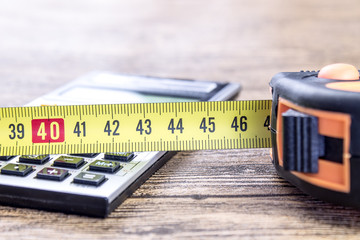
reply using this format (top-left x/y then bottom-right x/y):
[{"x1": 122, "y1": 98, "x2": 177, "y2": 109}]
[{"x1": 32, "y1": 119, "x2": 65, "y2": 143}]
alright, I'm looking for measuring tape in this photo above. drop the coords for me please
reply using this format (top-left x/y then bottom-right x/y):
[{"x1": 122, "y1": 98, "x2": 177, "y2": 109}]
[
  {"x1": 0, "y1": 100, "x2": 272, "y2": 156},
  {"x1": 2, "y1": 63, "x2": 360, "y2": 210}
]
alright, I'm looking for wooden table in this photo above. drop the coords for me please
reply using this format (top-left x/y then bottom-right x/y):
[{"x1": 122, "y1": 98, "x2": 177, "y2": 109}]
[{"x1": 1, "y1": 0, "x2": 360, "y2": 239}]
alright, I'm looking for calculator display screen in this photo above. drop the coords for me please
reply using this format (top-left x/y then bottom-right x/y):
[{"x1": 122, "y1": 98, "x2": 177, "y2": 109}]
[
  {"x1": 29, "y1": 73, "x2": 235, "y2": 107},
  {"x1": 59, "y1": 86, "x2": 198, "y2": 104}
]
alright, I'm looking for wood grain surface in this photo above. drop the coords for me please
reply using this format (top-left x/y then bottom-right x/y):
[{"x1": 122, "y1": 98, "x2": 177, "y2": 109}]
[{"x1": 1, "y1": 0, "x2": 360, "y2": 239}]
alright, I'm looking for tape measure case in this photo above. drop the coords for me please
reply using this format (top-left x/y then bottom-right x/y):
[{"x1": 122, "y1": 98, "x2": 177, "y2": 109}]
[{"x1": 270, "y1": 70, "x2": 360, "y2": 208}]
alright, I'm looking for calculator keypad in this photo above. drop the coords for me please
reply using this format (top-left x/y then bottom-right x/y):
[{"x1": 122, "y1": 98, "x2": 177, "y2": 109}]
[
  {"x1": 0, "y1": 150, "x2": 165, "y2": 217},
  {"x1": 104, "y1": 152, "x2": 134, "y2": 162},
  {"x1": 19, "y1": 155, "x2": 50, "y2": 164},
  {"x1": 1, "y1": 163, "x2": 33, "y2": 176},
  {"x1": 73, "y1": 172, "x2": 105, "y2": 186},
  {"x1": 0, "y1": 156, "x2": 16, "y2": 161},
  {"x1": 37, "y1": 167, "x2": 69, "y2": 181},
  {"x1": 88, "y1": 160, "x2": 122, "y2": 173},
  {"x1": 71, "y1": 153, "x2": 99, "y2": 158},
  {"x1": 53, "y1": 156, "x2": 85, "y2": 169},
  {"x1": 0, "y1": 152, "x2": 136, "y2": 183}
]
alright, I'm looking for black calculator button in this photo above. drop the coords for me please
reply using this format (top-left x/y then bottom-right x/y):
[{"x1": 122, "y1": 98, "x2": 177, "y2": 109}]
[
  {"x1": 70, "y1": 153, "x2": 99, "y2": 158},
  {"x1": 104, "y1": 152, "x2": 134, "y2": 162},
  {"x1": 19, "y1": 155, "x2": 50, "y2": 164},
  {"x1": 1, "y1": 163, "x2": 33, "y2": 176},
  {"x1": 89, "y1": 160, "x2": 121, "y2": 173},
  {"x1": 53, "y1": 156, "x2": 85, "y2": 169},
  {"x1": 0, "y1": 156, "x2": 16, "y2": 161},
  {"x1": 37, "y1": 167, "x2": 69, "y2": 181},
  {"x1": 73, "y1": 172, "x2": 105, "y2": 186}
]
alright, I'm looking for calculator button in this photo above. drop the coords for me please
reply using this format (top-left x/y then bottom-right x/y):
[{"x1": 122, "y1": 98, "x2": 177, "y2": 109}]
[
  {"x1": 73, "y1": 172, "x2": 105, "y2": 186},
  {"x1": 19, "y1": 155, "x2": 50, "y2": 164},
  {"x1": 0, "y1": 156, "x2": 16, "y2": 161},
  {"x1": 89, "y1": 160, "x2": 121, "y2": 173},
  {"x1": 37, "y1": 167, "x2": 69, "y2": 181},
  {"x1": 1, "y1": 164, "x2": 33, "y2": 176},
  {"x1": 71, "y1": 153, "x2": 99, "y2": 158},
  {"x1": 53, "y1": 156, "x2": 85, "y2": 169},
  {"x1": 104, "y1": 152, "x2": 134, "y2": 162}
]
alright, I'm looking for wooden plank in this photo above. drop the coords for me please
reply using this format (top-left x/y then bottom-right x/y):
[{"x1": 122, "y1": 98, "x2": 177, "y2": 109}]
[{"x1": 0, "y1": 0, "x2": 360, "y2": 239}]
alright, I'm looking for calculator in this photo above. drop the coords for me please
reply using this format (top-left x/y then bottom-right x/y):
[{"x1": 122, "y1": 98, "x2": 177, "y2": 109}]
[{"x1": 0, "y1": 72, "x2": 241, "y2": 217}]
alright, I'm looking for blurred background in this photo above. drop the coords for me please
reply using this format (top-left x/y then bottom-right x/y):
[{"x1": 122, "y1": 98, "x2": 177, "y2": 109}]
[
  {"x1": 1, "y1": 1, "x2": 360, "y2": 239},
  {"x1": 1, "y1": 0, "x2": 360, "y2": 106}
]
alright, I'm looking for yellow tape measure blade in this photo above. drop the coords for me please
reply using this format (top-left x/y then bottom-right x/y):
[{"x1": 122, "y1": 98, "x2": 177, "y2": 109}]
[{"x1": 0, "y1": 100, "x2": 272, "y2": 155}]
